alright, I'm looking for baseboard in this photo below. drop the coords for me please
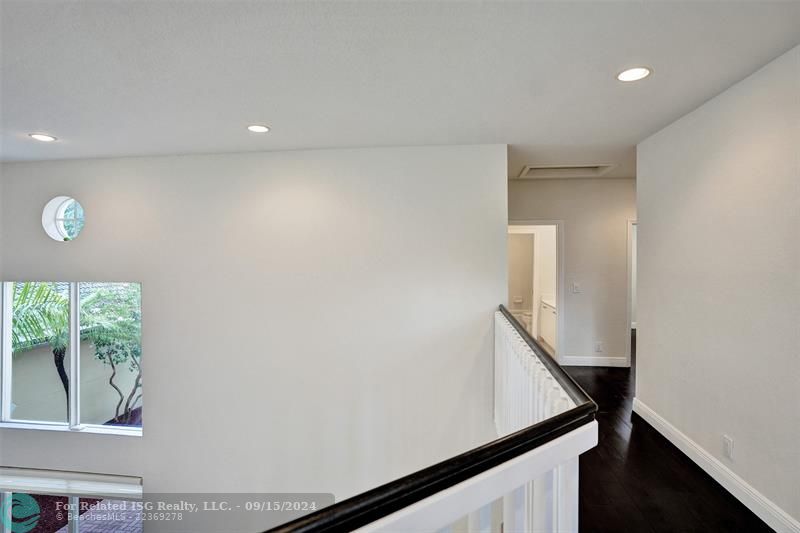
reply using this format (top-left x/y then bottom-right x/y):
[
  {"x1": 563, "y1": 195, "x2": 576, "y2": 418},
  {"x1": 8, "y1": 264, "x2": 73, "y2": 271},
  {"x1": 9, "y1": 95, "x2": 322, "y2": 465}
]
[
  {"x1": 632, "y1": 398, "x2": 800, "y2": 533},
  {"x1": 560, "y1": 355, "x2": 628, "y2": 367}
]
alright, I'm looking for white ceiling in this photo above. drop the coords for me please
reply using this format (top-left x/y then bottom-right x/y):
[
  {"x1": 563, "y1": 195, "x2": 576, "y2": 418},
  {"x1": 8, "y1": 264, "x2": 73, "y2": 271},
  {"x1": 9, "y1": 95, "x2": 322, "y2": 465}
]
[{"x1": 2, "y1": 1, "x2": 799, "y2": 177}]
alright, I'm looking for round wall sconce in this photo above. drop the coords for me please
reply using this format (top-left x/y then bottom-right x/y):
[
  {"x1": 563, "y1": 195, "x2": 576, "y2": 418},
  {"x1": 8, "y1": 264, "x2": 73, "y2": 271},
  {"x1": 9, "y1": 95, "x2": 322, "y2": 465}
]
[{"x1": 42, "y1": 196, "x2": 85, "y2": 242}]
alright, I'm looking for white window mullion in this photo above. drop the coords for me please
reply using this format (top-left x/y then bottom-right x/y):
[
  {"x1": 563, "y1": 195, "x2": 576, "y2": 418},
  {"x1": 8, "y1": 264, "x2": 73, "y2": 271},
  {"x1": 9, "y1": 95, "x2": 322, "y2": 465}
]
[
  {"x1": 0, "y1": 283, "x2": 12, "y2": 422},
  {"x1": 68, "y1": 495, "x2": 81, "y2": 533},
  {"x1": 68, "y1": 282, "x2": 81, "y2": 429},
  {"x1": 1, "y1": 491, "x2": 12, "y2": 533}
]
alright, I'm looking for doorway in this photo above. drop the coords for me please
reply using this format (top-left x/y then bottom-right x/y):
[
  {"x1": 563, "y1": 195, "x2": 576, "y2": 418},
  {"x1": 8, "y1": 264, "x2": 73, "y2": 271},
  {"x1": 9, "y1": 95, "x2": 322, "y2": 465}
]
[{"x1": 507, "y1": 223, "x2": 561, "y2": 358}]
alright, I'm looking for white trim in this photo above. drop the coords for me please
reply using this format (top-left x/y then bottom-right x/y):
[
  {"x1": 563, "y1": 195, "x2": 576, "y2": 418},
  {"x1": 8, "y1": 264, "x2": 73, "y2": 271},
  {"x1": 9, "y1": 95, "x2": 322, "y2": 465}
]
[
  {"x1": 624, "y1": 220, "x2": 637, "y2": 366},
  {"x1": 0, "y1": 284, "x2": 11, "y2": 421},
  {"x1": 0, "y1": 468, "x2": 141, "y2": 486},
  {"x1": 508, "y1": 220, "x2": 565, "y2": 364},
  {"x1": 0, "y1": 467, "x2": 142, "y2": 499},
  {"x1": 632, "y1": 398, "x2": 800, "y2": 533},
  {"x1": 68, "y1": 282, "x2": 80, "y2": 429},
  {"x1": 353, "y1": 421, "x2": 597, "y2": 532},
  {"x1": 560, "y1": 356, "x2": 628, "y2": 367},
  {"x1": 77, "y1": 423, "x2": 142, "y2": 436},
  {"x1": 0, "y1": 492, "x2": 10, "y2": 533},
  {"x1": 0, "y1": 420, "x2": 141, "y2": 437},
  {"x1": 68, "y1": 496, "x2": 80, "y2": 533}
]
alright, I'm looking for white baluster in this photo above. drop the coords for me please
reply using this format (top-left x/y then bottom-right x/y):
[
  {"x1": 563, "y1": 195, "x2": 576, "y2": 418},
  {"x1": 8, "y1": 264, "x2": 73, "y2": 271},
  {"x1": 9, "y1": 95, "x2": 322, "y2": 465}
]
[
  {"x1": 525, "y1": 481, "x2": 535, "y2": 532},
  {"x1": 494, "y1": 315, "x2": 502, "y2": 431},
  {"x1": 556, "y1": 457, "x2": 580, "y2": 533},
  {"x1": 532, "y1": 469, "x2": 555, "y2": 532},
  {"x1": 533, "y1": 366, "x2": 544, "y2": 422},
  {"x1": 491, "y1": 498, "x2": 504, "y2": 532},
  {"x1": 523, "y1": 355, "x2": 531, "y2": 425},
  {"x1": 528, "y1": 363, "x2": 537, "y2": 426},
  {"x1": 558, "y1": 392, "x2": 570, "y2": 415},
  {"x1": 467, "y1": 502, "x2": 492, "y2": 532},
  {"x1": 511, "y1": 337, "x2": 519, "y2": 426},
  {"x1": 533, "y1": 361, "x2": 545, "y2": 422},
  {"x1": 502, "y1": 485, "x2": 526, "y2": 533},
  {"x1": 492, "y1": 312, "x2": 583, "y2": 533},
  {"x1": 501, "y1": 324, "x2": 511, "y2": 435},
  {"x1": 550, "y1": 379, "x2": 563, "y2": 418},
  {"x1": 543, "y1": 378, "x2": 551, "y2": 419}
]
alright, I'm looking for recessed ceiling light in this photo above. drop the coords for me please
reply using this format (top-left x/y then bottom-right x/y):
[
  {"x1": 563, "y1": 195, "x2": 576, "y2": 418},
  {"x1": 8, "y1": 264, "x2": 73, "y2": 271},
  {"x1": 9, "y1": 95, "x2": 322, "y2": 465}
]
[
  {"x1": 616, "y1": 67, "x2": 651, "y2": 82},
  {"x1": 29, "y1": 133, "x2": 57, "y2": 142},
  {"x1": 247, "y1": 125, "x2": 270, "y2": 133}
]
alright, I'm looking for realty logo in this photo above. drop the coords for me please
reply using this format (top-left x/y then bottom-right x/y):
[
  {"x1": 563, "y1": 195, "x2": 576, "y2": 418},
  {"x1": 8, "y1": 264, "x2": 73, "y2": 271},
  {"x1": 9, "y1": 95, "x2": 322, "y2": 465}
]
[{"x1": 1, "y1": 493, "x2": 40, "y2": 533}]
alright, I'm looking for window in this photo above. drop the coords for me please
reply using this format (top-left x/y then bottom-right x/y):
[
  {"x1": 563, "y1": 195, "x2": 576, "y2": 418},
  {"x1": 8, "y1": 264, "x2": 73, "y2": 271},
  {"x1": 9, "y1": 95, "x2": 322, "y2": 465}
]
[
  {"x1": 80, "y1": 283, "x2": 142, "y2": 427},
  {"x1": 41, "y1": 196, "x2": 85, "y2": 241},
  {"x1": 8, "y1": 282, "x2": 71, "y2": 424},
  {"x1": 56, "y1": 198, "x2": 85, "y2": 240},
  {"x1": 0, "y1": 282, "x2": 141, "y2": 435},
  {"x1": 0, "y1": 492, "x2": 142, "y2": 533}
]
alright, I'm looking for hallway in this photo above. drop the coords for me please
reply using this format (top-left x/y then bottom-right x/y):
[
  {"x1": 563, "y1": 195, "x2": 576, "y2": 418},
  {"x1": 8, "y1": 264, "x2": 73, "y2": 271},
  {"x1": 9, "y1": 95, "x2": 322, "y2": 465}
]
[{"x1": 565, "y1": 337, "x2": 772, "y2": 533}]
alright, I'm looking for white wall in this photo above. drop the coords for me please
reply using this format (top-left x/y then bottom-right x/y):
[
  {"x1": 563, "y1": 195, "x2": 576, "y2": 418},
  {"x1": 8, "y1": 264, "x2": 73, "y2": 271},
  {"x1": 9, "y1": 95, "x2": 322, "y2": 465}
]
[
  {"x1": 509, "y1": 179, "x2": 636, "y2": 366},
  {"x1": 507, "y1": 233, "x2": 534, "y2": 312},
  {"x1": 630, "y1": 223, "x2": 637, "y2": 328},
  {"x1": 533, "y1": 225, "x2": 557, "y2": 349},
  {"x1": 533, "y1": 225, "x2": 557, "y2": 307},
  {"x1": 636, "y1": 45, "x2": 800, "y2": 526},
  {"x1": 0, "y1": 145, "x2": 507, "y2": 498}
]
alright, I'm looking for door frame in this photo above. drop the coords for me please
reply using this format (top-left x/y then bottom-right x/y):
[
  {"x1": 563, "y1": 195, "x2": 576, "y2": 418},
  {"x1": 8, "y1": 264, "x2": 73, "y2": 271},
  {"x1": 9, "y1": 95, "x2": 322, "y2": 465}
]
[
  {"x1": 507, "y1": 220, "x2": 565, "y2": 364},
  {"x1": 625, "y1": 219, "x2": 637, "y2": 367}
]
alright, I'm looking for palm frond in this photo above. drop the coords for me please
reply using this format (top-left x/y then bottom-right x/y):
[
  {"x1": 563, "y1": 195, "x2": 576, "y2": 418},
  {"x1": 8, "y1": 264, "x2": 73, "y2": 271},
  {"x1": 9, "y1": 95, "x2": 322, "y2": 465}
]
[{"x1": 11, "y1": 282, "x2": 70, "y2": 352}]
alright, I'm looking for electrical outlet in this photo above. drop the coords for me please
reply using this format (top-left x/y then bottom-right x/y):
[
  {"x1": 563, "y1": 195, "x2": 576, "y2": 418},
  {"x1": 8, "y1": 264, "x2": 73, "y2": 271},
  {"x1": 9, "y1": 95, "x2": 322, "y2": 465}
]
[
  {"x1": 723, "y1": 435, "x2": 734, "y2": 460},
  {"x1": 594, "y1": 341, "x2": 604, "y2": 353}
]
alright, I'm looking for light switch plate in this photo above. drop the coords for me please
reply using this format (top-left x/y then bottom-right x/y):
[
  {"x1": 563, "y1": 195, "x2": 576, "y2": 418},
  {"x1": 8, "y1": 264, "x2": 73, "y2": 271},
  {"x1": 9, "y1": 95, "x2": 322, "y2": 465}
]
[{"x1": 723, "y1": 435, "x2": 734, "y2": 459}]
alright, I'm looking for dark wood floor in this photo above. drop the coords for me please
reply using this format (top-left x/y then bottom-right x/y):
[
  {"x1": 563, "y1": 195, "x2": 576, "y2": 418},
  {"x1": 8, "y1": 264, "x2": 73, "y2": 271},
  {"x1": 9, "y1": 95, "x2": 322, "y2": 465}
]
[{"x1": 564, "y1": 332, "x2": 773, "y2": 533}]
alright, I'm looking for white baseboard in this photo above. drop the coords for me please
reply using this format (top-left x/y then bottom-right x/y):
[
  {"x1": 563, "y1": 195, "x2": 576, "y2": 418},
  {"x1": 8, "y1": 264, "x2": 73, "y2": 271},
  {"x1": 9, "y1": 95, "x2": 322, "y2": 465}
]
[
  {"x1": 632, "y1": 398, "x2": 800, "y2": 533},
  {"x1": 560, "y1": 355, "x2": 629, "y2": 367}
]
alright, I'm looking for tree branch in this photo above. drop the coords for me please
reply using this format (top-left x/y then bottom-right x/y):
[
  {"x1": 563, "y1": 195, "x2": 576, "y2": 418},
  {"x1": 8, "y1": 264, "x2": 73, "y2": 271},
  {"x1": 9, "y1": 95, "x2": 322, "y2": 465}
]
[{"x1": 106, "y1": 356, "x2": 125, "y2": 421}]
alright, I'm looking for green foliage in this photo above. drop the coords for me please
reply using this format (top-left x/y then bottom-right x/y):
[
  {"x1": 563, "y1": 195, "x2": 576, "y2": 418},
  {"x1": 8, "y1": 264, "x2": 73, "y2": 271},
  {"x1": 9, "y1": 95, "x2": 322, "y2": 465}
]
[
  {"x1": 11, "y1": 282, "x2": 69, "y2": 353},
  {"x1": 10, "y1": 282, "x2": 142, "y2": 423},
  {"x1": 81, "y1": 284, "x2": 141, "y2": 370},
  {"x1": 82, "y1": 284, "x2": 142, "y2": 423}
]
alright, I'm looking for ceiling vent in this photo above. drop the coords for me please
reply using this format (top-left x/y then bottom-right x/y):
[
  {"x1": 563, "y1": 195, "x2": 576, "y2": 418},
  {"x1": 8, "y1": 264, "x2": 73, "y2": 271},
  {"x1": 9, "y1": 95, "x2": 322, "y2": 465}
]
[{"x1": 515, "y1": 164, "x2": 615, "y2": 179}]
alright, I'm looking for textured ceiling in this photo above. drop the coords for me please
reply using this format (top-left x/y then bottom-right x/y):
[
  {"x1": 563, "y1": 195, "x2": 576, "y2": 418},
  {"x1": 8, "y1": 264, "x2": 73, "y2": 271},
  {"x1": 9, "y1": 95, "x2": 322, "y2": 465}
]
[{"x1": 2, "y1": 1, "x2": 799, "y2": 177}]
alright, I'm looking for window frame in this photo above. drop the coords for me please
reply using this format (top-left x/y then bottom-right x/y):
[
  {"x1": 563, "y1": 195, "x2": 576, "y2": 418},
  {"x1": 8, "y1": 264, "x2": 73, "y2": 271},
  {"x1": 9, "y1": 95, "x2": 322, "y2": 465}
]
[
  {"x1": 55, "y1": 198, "x2": 84, "y2": 240},
  {"x1": 0, "y1": 282, "x2": 141, "y2": 437}
]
